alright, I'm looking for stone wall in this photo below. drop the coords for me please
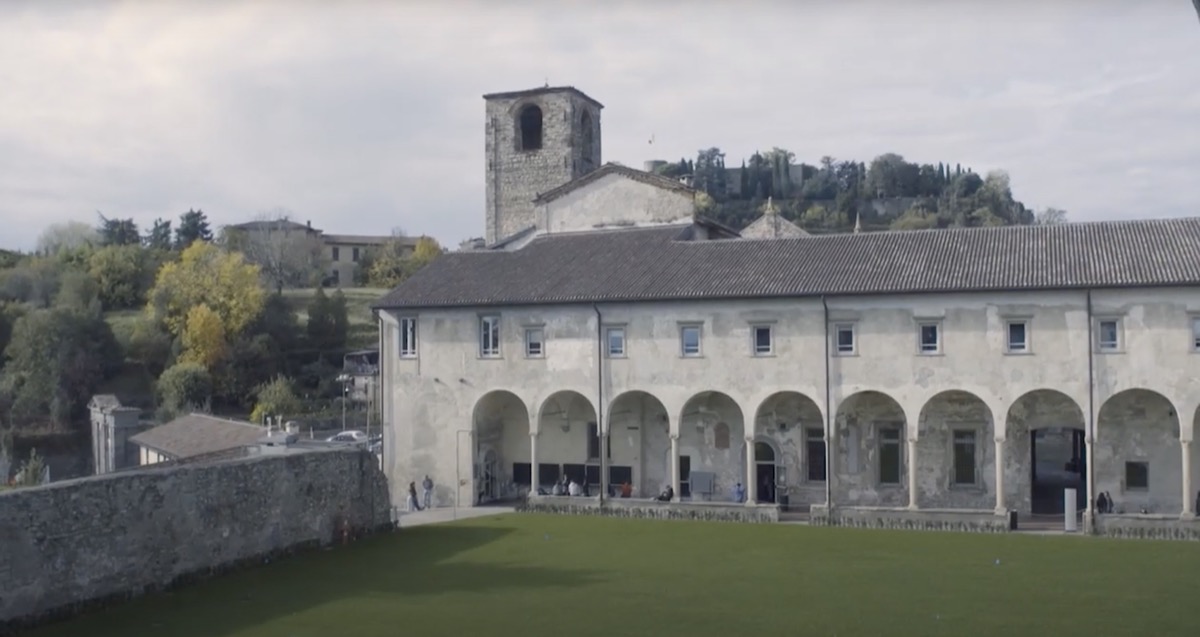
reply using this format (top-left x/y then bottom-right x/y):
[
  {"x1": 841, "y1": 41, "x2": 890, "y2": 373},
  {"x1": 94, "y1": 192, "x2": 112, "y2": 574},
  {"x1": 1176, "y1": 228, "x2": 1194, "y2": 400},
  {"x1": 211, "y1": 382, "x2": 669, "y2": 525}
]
[
  {"x1": 1089, "y1": 514, "x2": 1200, "y2": 541},
  {"x1": 0, "y1": 447, "x2": 392, "y2": 632},
  {"x1": 521, "y1": 495, "x2": 780, "y2": 523},
  {"x1": 811, "y1": 505, "x2": 1010, "y2": 533}
]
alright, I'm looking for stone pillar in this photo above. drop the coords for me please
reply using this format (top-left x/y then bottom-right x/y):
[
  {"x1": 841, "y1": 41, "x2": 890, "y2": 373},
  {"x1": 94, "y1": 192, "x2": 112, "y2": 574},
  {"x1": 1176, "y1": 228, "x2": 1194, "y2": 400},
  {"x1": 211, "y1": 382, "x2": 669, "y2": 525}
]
[
  {"x1": 1182, "y1": 440, "x2": 1194, "y2": 518},
  {"x1": 906, "y1": 437, "x2": 918, "y2": 510},
  {"x1": 669, "y1": 433, "x2": 680, "y2": 498},
  {"x1": 529, "y1": 432, "x2": 539, "y2": 492},
  {"x1": 994, "y1": 437, "x2": 1006, "y2": 514},
  {"x1": 745, "y1": 437, "x2": 756, "y2": 504}
]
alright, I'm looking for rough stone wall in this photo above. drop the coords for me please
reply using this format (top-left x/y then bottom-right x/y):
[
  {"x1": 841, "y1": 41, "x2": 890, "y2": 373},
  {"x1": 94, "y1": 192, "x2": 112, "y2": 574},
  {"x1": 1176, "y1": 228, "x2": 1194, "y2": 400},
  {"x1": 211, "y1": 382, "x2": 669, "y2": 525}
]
[
  {"x1": 484, "y1": 90, "x2": 602, "y2": 244},
  {"x1": 539, "y1": 174, "x2": 694, "y2": 234},
  {"x1": 1091, "y1": 515, "x2": 1200, "y2": 541},
  {"x1": 916, "y1": 391, "x2": 995, "y2": 509},
  {"x1": 1095, "y1": 390, "x2": 1181, "y2": 514},
  {"x1": 521, "y1": 495, "x2": 779, "y2": 523},
  {"x1": 834, "y1": 392, "x2": 909, "y2": 506},
  {"x1": 0, "y1": 448, "x2": 392, "y2": 631},
  {"x1": 811, "y1": 505, "x2": 1009, "y2": 533}
]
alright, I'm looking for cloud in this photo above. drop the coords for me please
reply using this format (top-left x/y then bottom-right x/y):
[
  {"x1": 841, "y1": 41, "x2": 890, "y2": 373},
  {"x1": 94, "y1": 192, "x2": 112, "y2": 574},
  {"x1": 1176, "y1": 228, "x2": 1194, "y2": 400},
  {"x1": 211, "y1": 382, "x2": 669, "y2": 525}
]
[{"x1": 0, "y1": 0, "x2": 1197, "y2": 249}]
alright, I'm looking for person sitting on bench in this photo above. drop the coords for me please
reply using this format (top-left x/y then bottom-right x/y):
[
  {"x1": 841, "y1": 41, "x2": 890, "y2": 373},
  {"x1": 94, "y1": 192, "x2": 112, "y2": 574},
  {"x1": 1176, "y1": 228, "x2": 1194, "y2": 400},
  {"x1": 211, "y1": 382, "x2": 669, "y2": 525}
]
[
  {"x1": 656, "y1": 485, "x2": 674, "y2": 502},
  {"x1": 620, "y1": 481, "x2": 633, "y2": 498}
]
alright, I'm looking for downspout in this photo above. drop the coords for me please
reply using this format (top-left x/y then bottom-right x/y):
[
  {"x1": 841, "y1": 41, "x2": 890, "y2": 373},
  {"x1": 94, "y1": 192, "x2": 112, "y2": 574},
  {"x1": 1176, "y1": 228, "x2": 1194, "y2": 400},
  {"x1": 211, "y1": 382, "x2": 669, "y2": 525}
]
[
  {"x1": 822, "y1": 296, "x2": 832, "y2": 509},
  {"x1": 593, "y1": 303, "x2": 605, "y2": 505},
  {"x1": 375, "y1": 310, "x2": 385, "y2": 477},
  {"x1": 1085, "y1": 290, "x2": 1096, "y2": 528}
]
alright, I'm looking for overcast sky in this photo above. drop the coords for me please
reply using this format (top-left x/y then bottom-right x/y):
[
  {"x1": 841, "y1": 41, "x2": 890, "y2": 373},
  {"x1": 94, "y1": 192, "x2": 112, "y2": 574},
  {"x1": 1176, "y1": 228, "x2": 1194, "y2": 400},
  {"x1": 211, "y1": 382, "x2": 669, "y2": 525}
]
[{"x1": 1, "y1": 0, "x2": 1197, "y2": 251}]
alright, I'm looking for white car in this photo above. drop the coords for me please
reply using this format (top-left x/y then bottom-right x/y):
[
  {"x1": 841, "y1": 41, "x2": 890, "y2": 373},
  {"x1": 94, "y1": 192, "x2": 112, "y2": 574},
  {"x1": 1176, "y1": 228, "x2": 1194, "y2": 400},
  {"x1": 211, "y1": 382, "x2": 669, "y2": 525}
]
[{"x1": 325, "y1": 430, "x2": 368, "y2": 443}]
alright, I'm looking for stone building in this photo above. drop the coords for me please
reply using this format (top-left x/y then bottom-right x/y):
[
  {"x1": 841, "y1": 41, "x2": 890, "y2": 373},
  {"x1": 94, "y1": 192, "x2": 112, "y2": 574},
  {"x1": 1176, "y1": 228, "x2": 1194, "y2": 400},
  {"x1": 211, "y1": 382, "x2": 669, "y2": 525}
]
[
  {"x1": 373, "y1": 85, "x2": 1200, "y2": 534},
  {"x1": 88, "y1": 394, "x2": 145, "y2": 475}
]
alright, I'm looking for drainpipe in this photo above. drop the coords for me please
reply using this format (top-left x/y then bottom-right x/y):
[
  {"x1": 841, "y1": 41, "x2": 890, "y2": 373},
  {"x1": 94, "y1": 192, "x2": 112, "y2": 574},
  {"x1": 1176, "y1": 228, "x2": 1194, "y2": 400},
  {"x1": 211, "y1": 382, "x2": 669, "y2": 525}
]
[
  {"x1": 593, "y1": 303, "x2": 606, "y2": 506},
  {"x1": 822, "y1": 295, "x2": 832, "y2": 509},
  {"x1": 1085, "y1": 290, "x2": 1096, "y2": 528}
]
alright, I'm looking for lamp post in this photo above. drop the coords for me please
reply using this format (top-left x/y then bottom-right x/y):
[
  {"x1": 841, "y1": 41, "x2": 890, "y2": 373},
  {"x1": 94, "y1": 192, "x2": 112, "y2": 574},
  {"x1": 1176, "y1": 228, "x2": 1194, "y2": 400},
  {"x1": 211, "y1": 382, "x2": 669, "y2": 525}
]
[{"x1": 336, "y1": 373, "x2": 351, "y2": 431}]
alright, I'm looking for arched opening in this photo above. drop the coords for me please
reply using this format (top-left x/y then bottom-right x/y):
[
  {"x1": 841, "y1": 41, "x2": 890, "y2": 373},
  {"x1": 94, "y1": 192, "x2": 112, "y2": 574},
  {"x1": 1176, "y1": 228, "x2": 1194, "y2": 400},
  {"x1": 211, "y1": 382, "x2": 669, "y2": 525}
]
[
  {"x1": 834, "y1": 390, "x2": 907, "y2": 507},
  {"x1": 1097, "y1": 389, "x2": 1181, "y2": 514},
  {"x1": 1005, "y1": 389, "x2": 1085, "y2": 516},
  {"x1": 754, "y1": 391, "x2": 824, "y2": 509},
  {"x1": 537, "y1": 390, "x2": 598, "y2": 494},
  {"x1": 753, "y1": 439, "x2": 781, "y2": 503},
  {"x1": 471, "y1": 390, "x2": 530, "y2": 505},
  {"x1": 580, "y1": 109, "x2": 596, "y2": 171},
  {"x1": 609, "y1": 390, "x2": 669, "y2": 498},
  {"x1": 517, "y1": 104, "x2": 543, "y2": 151},
  {"x1": 679, "y1": 391, "x2": 745, "y2": 501},
  {"x1": 916, "y1": 390, "x2": 995, "y2": 509}
]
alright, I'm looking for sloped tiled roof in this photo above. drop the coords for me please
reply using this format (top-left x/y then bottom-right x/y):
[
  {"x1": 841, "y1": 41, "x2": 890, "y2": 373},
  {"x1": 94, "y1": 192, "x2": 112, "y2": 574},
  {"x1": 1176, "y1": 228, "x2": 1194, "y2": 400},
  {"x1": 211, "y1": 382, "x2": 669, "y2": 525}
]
[
  {"x1": 130, "y1": 414, "x2": 266, "y2": 460},
  {"x1": 374, "y1": 217, "x2": 1200, "y2": 310},
  {"x1": 533, "y1": 163, "x2": 695, "y2": 204}
]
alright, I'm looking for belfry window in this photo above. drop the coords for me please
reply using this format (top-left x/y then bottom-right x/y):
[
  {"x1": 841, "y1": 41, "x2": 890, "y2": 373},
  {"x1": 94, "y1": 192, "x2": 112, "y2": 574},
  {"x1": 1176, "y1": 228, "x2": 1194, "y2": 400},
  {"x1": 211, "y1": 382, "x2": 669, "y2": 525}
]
[{"x1": 518, "y1": 104, "x2": 543, "y2": 150}]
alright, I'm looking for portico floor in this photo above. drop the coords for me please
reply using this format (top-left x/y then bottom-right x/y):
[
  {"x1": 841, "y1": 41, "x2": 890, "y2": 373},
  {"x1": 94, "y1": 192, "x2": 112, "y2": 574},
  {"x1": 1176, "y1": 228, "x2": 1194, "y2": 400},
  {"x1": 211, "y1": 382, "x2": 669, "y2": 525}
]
[{"x1": 25, "y1": 514, "x2": 1200, "y2": 637}]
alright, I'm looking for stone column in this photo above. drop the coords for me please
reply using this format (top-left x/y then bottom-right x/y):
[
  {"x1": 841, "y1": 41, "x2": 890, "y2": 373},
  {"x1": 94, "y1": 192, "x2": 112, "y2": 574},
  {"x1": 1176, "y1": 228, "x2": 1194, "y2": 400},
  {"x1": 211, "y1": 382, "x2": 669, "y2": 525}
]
[
  {"x1": 529, "y1": 432, "x2": 539, "y2": 493},
  {"x1": 906, "y1": 437, "x2": 918, "y2": 510},
  {"x1": 669, "y1": 433, "x2": 681, "y2": 498},
  {"x1": 745, "y1": 437, "x2": 756, "y2": 504},
  {"x1": 994, "y1": 437, "x2": 1006, "y2": 514},
  {"x1": 1182, "y1": 440, "x2": 1194, "y2": 518}
]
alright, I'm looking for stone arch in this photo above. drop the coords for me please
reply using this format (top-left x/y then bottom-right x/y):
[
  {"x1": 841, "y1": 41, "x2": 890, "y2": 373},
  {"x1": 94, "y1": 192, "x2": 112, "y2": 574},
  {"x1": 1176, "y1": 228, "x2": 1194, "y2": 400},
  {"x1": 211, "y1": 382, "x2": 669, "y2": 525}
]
[
  {"x1": 754, "y1": 391, "x2": 825, "y2": 508},
  {"x1": 679, "y1": 391, "x2": 745, "y2": 501},
  {"x1": 1096, "y1": 389, "x2": 1181, "y2": 514},
  {"x1": 536, "y1": 390, "x2": 598, "y2": 489},
  {"x1": 471, "y1": 390, "x2": 531, "y2": 504},
  {"x1": 608, "y1": 390, "x2": 669, "y2": 498},
  {"x1": 833, "y1": 390, "x2": 907, "y2": 507},
  {"x1": 517, "y1": 103, "x2": 543, "y2": 151},
  {"x1": 1004, "y1": 389, "x2": 1085, "y2": 516},
  {"x1": 916, "y1": 390, "x2": 995, "y2": 509}
]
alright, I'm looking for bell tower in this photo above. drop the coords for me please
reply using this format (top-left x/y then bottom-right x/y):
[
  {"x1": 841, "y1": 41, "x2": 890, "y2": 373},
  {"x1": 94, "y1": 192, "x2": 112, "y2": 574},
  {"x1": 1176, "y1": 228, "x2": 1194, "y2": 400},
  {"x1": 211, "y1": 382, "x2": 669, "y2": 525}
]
[{"x1": 483, "y1": 86, "x2": 603, "y2": 245}]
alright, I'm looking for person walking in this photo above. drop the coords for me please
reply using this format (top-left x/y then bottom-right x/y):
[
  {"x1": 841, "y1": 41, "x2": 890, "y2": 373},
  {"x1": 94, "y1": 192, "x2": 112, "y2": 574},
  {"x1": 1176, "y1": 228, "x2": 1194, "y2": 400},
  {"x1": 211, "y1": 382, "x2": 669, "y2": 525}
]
[
  {"x1": 421, "y1": 474, "x2": 434, "y2": 509},
  {"x1": 407, "y1": 481, "x2": 422, "y2": 512}
]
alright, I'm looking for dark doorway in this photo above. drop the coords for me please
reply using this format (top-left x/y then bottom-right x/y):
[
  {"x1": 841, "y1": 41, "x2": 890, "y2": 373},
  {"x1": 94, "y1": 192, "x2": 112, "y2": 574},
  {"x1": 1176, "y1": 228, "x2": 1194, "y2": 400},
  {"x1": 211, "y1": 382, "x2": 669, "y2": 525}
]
[
  {"x1": 755, "y1": 441, "x2": 778, "y2": 503},
  {"x1": 1030, "y1": 427, "x2": 1087, "y2": 514},
  {"x1": 679, "y1": 455, "x2": 691, "y2": 498}
]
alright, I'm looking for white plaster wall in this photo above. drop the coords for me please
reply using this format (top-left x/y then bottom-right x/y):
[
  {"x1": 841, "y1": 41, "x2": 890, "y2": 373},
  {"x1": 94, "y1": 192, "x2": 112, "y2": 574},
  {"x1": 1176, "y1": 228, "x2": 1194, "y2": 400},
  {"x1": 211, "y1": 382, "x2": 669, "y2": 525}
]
[
  {"x1": 1095, "y1": 390, "x2": 1181, "y2": 514},
  {"x1": 381, "y1": 287, "x2": 1200, "y2": 512},
  {"x1": 537, "y1": 174, "x2": 694, "y2": 234}
]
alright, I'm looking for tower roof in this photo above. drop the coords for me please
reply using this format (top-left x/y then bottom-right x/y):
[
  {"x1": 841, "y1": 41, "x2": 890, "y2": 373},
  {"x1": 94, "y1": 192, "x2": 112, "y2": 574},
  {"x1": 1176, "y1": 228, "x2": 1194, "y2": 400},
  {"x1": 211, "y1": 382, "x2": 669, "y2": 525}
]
[{"x1": 482, "y1": 86, "x2": 604, "y2": 109}]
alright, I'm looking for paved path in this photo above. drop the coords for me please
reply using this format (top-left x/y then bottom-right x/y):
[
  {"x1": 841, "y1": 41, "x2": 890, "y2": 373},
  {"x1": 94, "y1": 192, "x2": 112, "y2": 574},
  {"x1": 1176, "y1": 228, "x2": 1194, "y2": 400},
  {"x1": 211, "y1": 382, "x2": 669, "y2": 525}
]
[{"x1": 395, "y1": 506, "x2": 517, "y2": 528}]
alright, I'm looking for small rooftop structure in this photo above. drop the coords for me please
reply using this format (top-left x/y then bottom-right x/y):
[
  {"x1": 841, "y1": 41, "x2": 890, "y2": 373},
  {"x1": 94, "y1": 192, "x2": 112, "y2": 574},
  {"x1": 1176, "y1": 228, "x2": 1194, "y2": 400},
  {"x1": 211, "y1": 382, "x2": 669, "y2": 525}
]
[{"x1": 129, "y1": 414, "x2": 267, "y2": 462}]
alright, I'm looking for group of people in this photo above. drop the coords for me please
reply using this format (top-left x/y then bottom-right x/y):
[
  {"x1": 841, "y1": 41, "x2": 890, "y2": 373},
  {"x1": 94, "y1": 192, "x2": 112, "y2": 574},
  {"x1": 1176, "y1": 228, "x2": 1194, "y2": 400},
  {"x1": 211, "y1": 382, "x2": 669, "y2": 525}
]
[
  {"x1": 542, "y1": 476, "x2": 637, "y2": 498},
  {"x1": 406, "y1": 475, "x2": 434, "y2": 512}
]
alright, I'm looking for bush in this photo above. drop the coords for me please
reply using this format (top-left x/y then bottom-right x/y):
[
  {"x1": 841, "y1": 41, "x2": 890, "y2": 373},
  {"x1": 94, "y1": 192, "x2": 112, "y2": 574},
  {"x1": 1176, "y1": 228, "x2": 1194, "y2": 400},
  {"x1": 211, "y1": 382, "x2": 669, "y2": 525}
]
[
  {"x1": 156, "y1": 361, "x2": 213, "y2": 416},
  {"x1": 249, "y1": 375, "x2": 303, "y2": 425}
]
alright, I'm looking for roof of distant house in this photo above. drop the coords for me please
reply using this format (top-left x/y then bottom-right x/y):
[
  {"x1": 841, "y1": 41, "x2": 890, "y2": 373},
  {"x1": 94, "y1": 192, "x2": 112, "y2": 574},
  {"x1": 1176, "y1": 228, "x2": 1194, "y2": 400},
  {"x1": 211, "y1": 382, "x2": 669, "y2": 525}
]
[
  {"x1": 373, "y1": 217, "x2": 1200, "y2": 310},
  {"x1": 129, "y1": 414, "x2": 267, "y2": 460},
  {"x1": 324, "y1": 234, "x2": 418, "y2": 246},
  {"x1": 533, "y1": 163, "x2": 694, "y2": 204},
  {"x1": 226, "y1": 219, "x2": 316, "y2": 233}
]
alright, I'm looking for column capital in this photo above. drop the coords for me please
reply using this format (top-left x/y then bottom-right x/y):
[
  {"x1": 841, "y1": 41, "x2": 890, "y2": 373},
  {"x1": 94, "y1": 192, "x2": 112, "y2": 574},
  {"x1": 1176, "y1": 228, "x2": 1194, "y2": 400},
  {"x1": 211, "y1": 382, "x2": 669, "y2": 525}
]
[
  {"x1": 1183, "y1": 439, "x2": 1192, "y2": 447},
  {"x1": 669, "y1": 433, "x2": 679, "y2": 441},
  {"x1": 530, "y1": 431, "x2": 539, "y2": 439},
  {"x1": 744, "y1": 436, "x2": 754, "y2": 444},
  {"x1": 994, "y1": 437, "x2": 1006, "y2": 444}
]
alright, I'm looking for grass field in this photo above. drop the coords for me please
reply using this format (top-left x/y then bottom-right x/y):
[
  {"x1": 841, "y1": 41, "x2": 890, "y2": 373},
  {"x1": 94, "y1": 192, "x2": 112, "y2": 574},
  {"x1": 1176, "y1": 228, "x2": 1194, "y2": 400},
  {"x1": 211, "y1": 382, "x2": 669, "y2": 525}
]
[{"x1": 23, "y1": 514, "x2": 1200, "y2": 637}]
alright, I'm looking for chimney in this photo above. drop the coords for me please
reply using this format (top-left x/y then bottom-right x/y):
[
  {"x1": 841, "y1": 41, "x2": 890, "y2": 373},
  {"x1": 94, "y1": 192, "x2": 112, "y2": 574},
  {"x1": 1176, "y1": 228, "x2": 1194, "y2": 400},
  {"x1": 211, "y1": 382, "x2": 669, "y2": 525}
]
[{"x1": 306, "y1": 220, "x2": 312, "y2": 229}]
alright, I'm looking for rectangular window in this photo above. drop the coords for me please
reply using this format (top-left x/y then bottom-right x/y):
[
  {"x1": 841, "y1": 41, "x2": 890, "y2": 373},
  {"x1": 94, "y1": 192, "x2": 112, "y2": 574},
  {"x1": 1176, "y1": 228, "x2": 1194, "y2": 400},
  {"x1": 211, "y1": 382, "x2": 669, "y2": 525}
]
[
  {"x1": 524, "y1": 327, "x2": 544, "y2": 358},
  {"x1": 752, "y1": 325, "x2": 773, "y2": 355},
  {"x1": 479, "y1": 315, "x2": 500, "y2": 357},
  {"x1": 332, "y1": 247, "x2": 340, "y2": 261},
  {"x1": 835, "y1": 324, "x2": 856, "y2": 355},
  {"x1": 805, "y1": 427, "x2": 826, "y2": 482},
  {"x1": 606, "y1": 327, "x2": 625, "y2": 357},
  {"x1": 398, "y1": 317, "x2": 417, "y2": 358},
  {"x1": 1192, "y1": 317, "x2": 1200, "y2": 351},
  {"x1": 952, "y1": 430, "x2": 976, "y2": 485},
  {"x1": 1097, "y1": 319, "x2": 1120, "y2": 352},
  {"x1": 1125, "y1": 461, "x2": 1149, "y2": 490},
  {"x1": 878, "y1": 426, "x2": 901, "y2": 485},
  {"x1": 1006, "y1": 320, "x2": 1028, "y2": 353},
  {"x1": 331, "y1": 269, "x2": 340, "y2": 284},
  {"x1": 918, "y1": 322, "x2": 940, "y2": 354},
  {"x1": 586, "y1": 422, "x2": 610, "y2": 461},
  {"x1": 680, "y1": 325, "x2": 702, "y2": 357},
  {"x1": 352, "y1": 247, "x2": 360, "y2": 262}
]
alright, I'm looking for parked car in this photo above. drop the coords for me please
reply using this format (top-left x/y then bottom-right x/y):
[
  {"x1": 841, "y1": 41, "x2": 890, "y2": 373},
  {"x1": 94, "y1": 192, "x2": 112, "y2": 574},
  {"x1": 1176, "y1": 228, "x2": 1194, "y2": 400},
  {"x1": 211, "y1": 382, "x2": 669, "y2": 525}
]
[{"x1": 325, "y1": 430, "x2": 368, "y2": 443}]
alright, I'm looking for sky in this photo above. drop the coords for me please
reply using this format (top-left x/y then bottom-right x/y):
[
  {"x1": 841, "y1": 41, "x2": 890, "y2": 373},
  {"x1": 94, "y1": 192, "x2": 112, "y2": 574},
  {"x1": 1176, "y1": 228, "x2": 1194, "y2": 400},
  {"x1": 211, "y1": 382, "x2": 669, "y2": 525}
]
[{"x1": 1, "y1": 0, "x2": 1198, "y2": 251}]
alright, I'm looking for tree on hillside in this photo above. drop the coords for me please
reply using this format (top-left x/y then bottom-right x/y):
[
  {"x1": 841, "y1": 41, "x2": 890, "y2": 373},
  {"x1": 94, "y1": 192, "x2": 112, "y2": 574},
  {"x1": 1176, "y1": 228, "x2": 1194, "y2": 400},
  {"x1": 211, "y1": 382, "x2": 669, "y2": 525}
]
[
  {"x1": 0, "y1": 257, "x2": 63, "y2": 308},
  {"x1": 146, "y1": 241, "x2": 265, "y2": 340},
  {"x1": 144, "y1": 218, "x2": 173, "y2": 251},
  {"x1": 96, "y1": 214, "x2": 140, "y2": 246},
  {"x1": 305, "y1": 287, "x2": 348, "y2": 358},
  {"x1": 249, "y1": 375, "x2": 303, "y2": 425},
  {"x1": 36, "y1": 221, "x2": 98, "y2": 256},
  {"x1": 223, "y1": 210, "x2": 326, "y2": 294},
  {"x1": 179, "y1": 304, "x2": 228, "y2": 370},
  {"x1": 365, "y1": 236, "x2": 444, "y2": 288},
  {"x1": 1035, "y1": 207, "x2": 1068, "y2": 225},
  {"x1": 174, "y1": 209, "x2": 213, "y2": 249},
  {"x1": 155, "y1": 361, "x2": 213, "y2": 419},
  {"x1": 88, "y1": 244, "x2": 157, "y2": 310}
]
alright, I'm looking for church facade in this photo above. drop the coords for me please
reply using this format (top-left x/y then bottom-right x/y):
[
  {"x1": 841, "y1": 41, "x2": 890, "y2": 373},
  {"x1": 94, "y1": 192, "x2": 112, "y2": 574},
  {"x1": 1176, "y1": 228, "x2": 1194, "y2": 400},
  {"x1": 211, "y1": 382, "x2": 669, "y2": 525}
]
[{"x1": 375, "y1": 86, "x2": 1200, "y2": 535}]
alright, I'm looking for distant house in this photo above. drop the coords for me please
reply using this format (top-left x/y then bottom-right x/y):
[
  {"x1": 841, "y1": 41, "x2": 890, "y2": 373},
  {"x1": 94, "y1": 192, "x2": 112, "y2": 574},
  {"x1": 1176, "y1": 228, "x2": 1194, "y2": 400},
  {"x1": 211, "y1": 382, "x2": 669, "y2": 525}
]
[
  {"x1": 129, "y1": 414, "x2": 267, "y2": 466},
  {"x1": 342, "y1": 349, "x2": 379, "y2": 403}
]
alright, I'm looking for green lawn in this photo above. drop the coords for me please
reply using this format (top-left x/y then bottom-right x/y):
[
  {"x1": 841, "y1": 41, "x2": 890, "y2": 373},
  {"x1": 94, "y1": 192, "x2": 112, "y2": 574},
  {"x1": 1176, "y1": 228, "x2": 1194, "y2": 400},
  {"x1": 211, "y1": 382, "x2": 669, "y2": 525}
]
[{"x1": 23, "y1": 514, "x2": 1200, "y2": 637}]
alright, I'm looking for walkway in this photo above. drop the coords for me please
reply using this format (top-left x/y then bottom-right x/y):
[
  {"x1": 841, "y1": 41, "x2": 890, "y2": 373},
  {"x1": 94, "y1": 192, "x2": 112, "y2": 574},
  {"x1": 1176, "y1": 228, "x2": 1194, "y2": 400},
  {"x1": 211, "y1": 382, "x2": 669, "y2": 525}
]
[{"x1": 395, "y1": 505, "x2": 517, "y2": 528}]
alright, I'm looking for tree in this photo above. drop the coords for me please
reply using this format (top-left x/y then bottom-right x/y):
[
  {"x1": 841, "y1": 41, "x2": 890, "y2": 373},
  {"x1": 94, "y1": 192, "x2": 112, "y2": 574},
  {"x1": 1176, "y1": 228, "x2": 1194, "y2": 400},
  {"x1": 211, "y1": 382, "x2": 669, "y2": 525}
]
[
  {"x1": 88, "y1": 244, "x2": 155, "y2": 310},
  {"x1": 1035, "y1": 207, "x2": 1068, "y2": 225},
  {"x1": 0, "y1": 257, "x2": 62, "y2": 308},
  {"x1": 249, "y1": 375, "x2": 303, "y2": 424},
  {"x1": 305, "y1": 287, "x2": 348, "y2": 356},
  {"x1": 146, "y1": 241, "x2": 265, "y2": 339},
  {"x1": 36, "y1": 221, "x2": 98, "y2": 256},
  {"x1": 156, "y1": 361, "x2": 213, "y2": 417},
  {"x1": 174, "y1": 209, "x2": 213, "y2": 249},
  {"x1": 365, "y1": 236, "x2": 444, "y2": 288},
  {"x1": 144, "y1": 218, "x2": 173, "y2": 251},
  {"x1": 96, "y1": 213, "x2": 140, "y2": 246},
  {"x1": 179, "y1": 304, "x2": 228, "y2": 370},
  {"x1": 223, "y1": 211, "x2": 327, "y2": 294},
  {"x1": 891, "y1": 206, "x2": 939, "y2": 231}
]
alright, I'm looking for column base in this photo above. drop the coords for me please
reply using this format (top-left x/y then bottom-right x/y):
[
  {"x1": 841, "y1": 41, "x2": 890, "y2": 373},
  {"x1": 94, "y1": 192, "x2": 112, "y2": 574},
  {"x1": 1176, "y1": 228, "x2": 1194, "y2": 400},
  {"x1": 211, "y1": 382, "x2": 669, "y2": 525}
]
[{"x1": 1180, "y1": 511, "x2": 1196, "y2": 521}]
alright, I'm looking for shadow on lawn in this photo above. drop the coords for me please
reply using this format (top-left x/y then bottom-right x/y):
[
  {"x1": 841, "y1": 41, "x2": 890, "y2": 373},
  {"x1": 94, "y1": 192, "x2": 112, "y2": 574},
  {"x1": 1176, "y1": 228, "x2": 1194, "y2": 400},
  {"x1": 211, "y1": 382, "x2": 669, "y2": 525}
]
[{"x1": 27, "y1": 523, "x2": 601, "y2": 637}]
